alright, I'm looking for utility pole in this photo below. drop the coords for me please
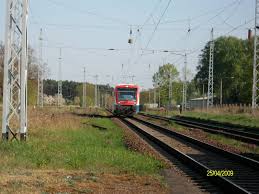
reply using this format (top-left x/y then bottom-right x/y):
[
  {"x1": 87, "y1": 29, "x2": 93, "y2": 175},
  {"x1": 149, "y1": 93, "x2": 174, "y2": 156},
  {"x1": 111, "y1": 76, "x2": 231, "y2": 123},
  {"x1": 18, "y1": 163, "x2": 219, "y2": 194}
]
[
  {"x1": 252, "y1": 0, "x2": 259, "y2": 109},
  {"x1": 149, "y1": 64, "x2": 151, "y2": 105},
  {"x1": 154, "y1": 72, "x2": 157, "y2": 106},
  {"x1": 207, "y1": 28, "x2": 214, "y2": 109},
  {"x1": 98, "y1": 85, "x2": 100, "y2": 107},
  {"x1": 202, "y1": 83, "x2": 205, "y2": 110},
  {"x1": 58, "y1": 48, "x2": 62, "y2": 107},
  {"x1": 37, "y1": 28, "x2": 44, "y2": 107},
  {"x1": 182, "y1": 54, "x2": 187, "y2": 111},
  {"x1": 2, "y1": 0, "x2": 29, "y2": 141},
  {"x1": 102, "y1": 94, "x2": 104, "y2": 107},
  {"x1": 220, "y1": 78, "x2": 223, "y2": 106},
  {"x1": 154, "y1": 86, "x2": 156, "y2": 105},
  {"x1": 94, "y1": 75, "x2": 98, "y2": 107},
  {"x1": 158, "y1": 89, "x2": 161, "y2": 108},
  {"x1": 83, "y1": 67, "x2": 86, "y2": 108},
  {"x1": 149, "y1": 89, "x2": 151, "y2": 104},
  {"x1": 169, "y1": 72, "x2": 172, "y2": 109}
]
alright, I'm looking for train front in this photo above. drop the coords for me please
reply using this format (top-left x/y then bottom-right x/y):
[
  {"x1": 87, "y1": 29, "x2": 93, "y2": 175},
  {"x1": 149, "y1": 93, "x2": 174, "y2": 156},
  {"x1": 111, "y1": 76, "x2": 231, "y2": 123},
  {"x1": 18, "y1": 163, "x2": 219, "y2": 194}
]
[{"x1": 113, "y1": 84, "x2": 140, "y2": 116}]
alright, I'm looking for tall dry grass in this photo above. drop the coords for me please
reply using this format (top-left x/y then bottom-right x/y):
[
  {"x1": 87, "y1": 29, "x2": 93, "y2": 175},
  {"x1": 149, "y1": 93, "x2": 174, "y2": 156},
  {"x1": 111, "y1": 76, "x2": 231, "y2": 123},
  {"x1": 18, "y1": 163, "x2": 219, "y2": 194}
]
[
  {"x1": 193, "y1": 104, "x2": 259, "y2": 117},
  {"x1": 28, "y1": 107, "x2": 82, "y2": 133}
]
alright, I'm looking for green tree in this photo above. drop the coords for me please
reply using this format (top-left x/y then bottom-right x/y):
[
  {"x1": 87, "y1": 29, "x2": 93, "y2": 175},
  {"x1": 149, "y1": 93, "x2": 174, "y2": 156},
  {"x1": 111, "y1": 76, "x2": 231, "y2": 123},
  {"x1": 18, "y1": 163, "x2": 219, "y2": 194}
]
[
  {"x1": 152, "y1": 63, "x2": 180, "y2": 106},
  {"x1": 194, "y1": 36, "x2": 253, "y2": 104}
]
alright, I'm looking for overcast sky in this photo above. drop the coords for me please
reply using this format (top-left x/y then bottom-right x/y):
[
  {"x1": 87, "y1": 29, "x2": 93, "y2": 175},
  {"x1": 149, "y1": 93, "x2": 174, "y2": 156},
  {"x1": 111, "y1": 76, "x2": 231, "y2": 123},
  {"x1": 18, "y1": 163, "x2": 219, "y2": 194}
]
[{"x1": 0, "y1": 0, "x2": 254, "y2": 89}]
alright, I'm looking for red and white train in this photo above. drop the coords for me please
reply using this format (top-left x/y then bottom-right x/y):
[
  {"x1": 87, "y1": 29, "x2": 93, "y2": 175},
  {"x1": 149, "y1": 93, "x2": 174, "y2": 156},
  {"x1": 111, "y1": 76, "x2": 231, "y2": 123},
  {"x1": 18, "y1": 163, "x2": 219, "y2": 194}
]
[{"x1": 113, "y1": 84, "x2": 140, "y2": 116}]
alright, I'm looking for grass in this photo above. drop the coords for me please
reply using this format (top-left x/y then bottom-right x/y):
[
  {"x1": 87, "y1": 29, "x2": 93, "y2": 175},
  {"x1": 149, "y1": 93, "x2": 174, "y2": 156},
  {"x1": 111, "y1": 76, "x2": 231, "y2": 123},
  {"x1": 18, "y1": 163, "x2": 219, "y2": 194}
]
[
  {"x1": 182, "y1": 111, "x2": 259, "y2": 128},
  {"x1": 144, "y1": 109, "x2": 259, "y2": 128},
  {"x1": 206, "y1": 133, "x2": 259, "y2": 154},
  {"x1": 0, "y1": 108, "x2": 163, "y2": 176},
  {"x1": 143, "y1": 111, "x2": 259, "y2": 154},
  {"x1": 168, "y1": 119, "x2": 259, "y2": 154},
  {"x1": 161, "y1": 119, "x2": 259, "y2": 154}
]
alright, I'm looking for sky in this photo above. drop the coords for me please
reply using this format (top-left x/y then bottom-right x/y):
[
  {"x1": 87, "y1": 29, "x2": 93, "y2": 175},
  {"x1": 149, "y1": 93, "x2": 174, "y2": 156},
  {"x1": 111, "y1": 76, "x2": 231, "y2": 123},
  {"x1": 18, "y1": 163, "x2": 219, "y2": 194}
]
[{"x1": 0, "y1": 0, "x2": 255, "y2": 90}]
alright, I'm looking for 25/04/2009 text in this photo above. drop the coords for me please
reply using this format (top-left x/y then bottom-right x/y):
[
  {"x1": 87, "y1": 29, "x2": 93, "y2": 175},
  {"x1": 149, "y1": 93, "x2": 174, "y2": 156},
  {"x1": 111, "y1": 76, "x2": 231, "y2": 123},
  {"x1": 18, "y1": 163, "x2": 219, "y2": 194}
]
[{"x1": 207, "y1": 170, "x2": 234, "y2": 176}]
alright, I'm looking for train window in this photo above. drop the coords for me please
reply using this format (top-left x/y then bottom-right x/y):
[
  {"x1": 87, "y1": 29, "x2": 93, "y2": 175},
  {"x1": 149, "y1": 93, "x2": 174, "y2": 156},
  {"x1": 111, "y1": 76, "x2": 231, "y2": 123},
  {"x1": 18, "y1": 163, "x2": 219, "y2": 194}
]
[{"x1": 117, "y1": 88, "x2": 137, "y2": 101}]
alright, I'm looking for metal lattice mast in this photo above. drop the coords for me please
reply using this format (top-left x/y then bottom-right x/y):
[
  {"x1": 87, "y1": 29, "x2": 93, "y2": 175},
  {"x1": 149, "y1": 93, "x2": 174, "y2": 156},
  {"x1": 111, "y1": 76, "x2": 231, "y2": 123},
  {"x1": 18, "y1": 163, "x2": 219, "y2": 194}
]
[
  {"x1": 83, "y1": 67, "x2": 86, "y2": 108},
  {"x1": 2, "y1": 0, "x2": 29, "y2": 141},
  {"x1": 37, "y1": 28, "x2": 43, "y2": 107},
  {"x1": 182, "y1": 53, "x2": 187, "y2": 111},
  {"x1": 58, "y1": 48, "x2": 62, "y2": 107},
  {"x1": 252, "y1": 0, "x2": 259, "y2": 109},
  {"x1": 207, "y1": 28, "x2": 214, "y2": 108}
]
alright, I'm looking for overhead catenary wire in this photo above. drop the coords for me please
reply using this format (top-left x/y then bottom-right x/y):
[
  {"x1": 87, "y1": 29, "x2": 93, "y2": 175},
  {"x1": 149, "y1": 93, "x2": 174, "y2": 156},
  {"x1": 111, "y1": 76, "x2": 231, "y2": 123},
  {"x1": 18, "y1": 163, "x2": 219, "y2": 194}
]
[
  {"x1": 174, "y1": 0, "x2": 243, "y2": 45},
  {"x1": 25, "y1": 0, "x2": 254, "y2": 91},
  {"x1": 218, "y1": 0, "x2": 243, "y2": 28},
  {"x1": 144, "y1": 0, "x2": 172, "y2": 50},
  {"x1": 186, "y1": 17, "x2": 254, "y2": 56},
  {"x1": 191, "y1": 0, "x2": 242, "y2": 32},
  {"x1": 133, "y1": 0, "x2": 172, "y2": 65},
  {"x1": 45, "y1": 0, "x2": 131, "y2": 26},
  {"x1": 131, "y1": 0, "x2": 243, "y2": 68},
  {"x1": 161, "y1": 0, "x2": 242, "y2": 25},
  {"x1": 131, "y1": 0, "x2": 162, "y2": 48}
]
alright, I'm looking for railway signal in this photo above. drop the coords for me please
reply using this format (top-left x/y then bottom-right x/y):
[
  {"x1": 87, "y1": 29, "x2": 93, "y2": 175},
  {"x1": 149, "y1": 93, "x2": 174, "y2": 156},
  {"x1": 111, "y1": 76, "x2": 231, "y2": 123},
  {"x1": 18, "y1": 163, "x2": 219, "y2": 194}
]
[{"x1": 2, "y1": 0, "x2": 29, "y2": 141}]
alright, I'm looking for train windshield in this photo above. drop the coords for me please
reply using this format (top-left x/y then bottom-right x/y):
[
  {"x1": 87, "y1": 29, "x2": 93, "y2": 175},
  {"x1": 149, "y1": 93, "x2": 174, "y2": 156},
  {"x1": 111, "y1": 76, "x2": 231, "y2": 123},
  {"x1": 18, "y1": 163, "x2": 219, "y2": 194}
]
[{"x1": 117, "y1": 88, "x2": 137, "y2": 101}]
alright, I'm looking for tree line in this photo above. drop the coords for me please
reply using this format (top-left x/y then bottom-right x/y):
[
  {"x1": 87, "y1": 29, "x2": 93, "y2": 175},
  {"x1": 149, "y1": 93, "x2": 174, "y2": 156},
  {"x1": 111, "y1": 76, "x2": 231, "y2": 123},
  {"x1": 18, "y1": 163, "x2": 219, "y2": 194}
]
[{"x1": 44, "y1": 79, "x2": 113, "y2": 106}]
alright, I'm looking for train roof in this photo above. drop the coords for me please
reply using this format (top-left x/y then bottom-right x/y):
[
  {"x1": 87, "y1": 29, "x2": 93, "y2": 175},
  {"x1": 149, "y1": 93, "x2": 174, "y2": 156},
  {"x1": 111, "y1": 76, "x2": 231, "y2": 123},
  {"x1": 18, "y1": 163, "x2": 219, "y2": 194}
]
[{"x1": 115, "y1": 84, "x2": 139, "y2": 89}]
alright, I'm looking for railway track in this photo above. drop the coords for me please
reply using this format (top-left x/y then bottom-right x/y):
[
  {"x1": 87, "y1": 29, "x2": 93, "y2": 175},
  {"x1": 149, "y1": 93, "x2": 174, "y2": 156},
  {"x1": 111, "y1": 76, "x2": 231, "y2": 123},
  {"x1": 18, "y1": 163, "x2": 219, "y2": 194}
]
[
  {"x1": 138, "y1": 112, "x2": 259, "y2": 146},
  {"x1": 118, "y1": 116, "x2": 259, "y2": 194}
]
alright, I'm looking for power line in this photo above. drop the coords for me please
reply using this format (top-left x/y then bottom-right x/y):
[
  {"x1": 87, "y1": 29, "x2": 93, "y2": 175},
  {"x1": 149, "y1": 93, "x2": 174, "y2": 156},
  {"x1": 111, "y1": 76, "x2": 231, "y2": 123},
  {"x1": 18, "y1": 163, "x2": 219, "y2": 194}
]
[
  {"x1": 218, "y1": 0, "x2": 242, "y2": 27},
  {"x1": 185, "y1": 18, "x2": 254, "y2": 56},
  {"x1": 161, "y1": 0, "x2": 242, "y2": 25},
  {"x1": 43, "y1": 44, "x2": 190, "y2": 54},
  {"x1": 144, "y1": 0, "x2": 172, "y2": 49},
  {"x1": 133, "y1": 0, "x2": 172, "y2": 65},
  {"x1": 174, "y1": 0, "x2": 242, "y2": 45},
  {"x1": 140, "y1": 0, "x2": 163, "y2": 30},
  {"x1": 127, "y1": 0, "x2": 162, "y2": 67},
  {"x1": 131, "y1": 0, "x2": 162, "y2": 48},
  {"x1": 46, "y1": 0, "x2": 131, "y2": 26},
  {"x1": 191, "y1": 0, "x2": 241, "y2": 32},
  {"x1": 224, "y1": 18, "x2": 254, "y2": 36}
]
